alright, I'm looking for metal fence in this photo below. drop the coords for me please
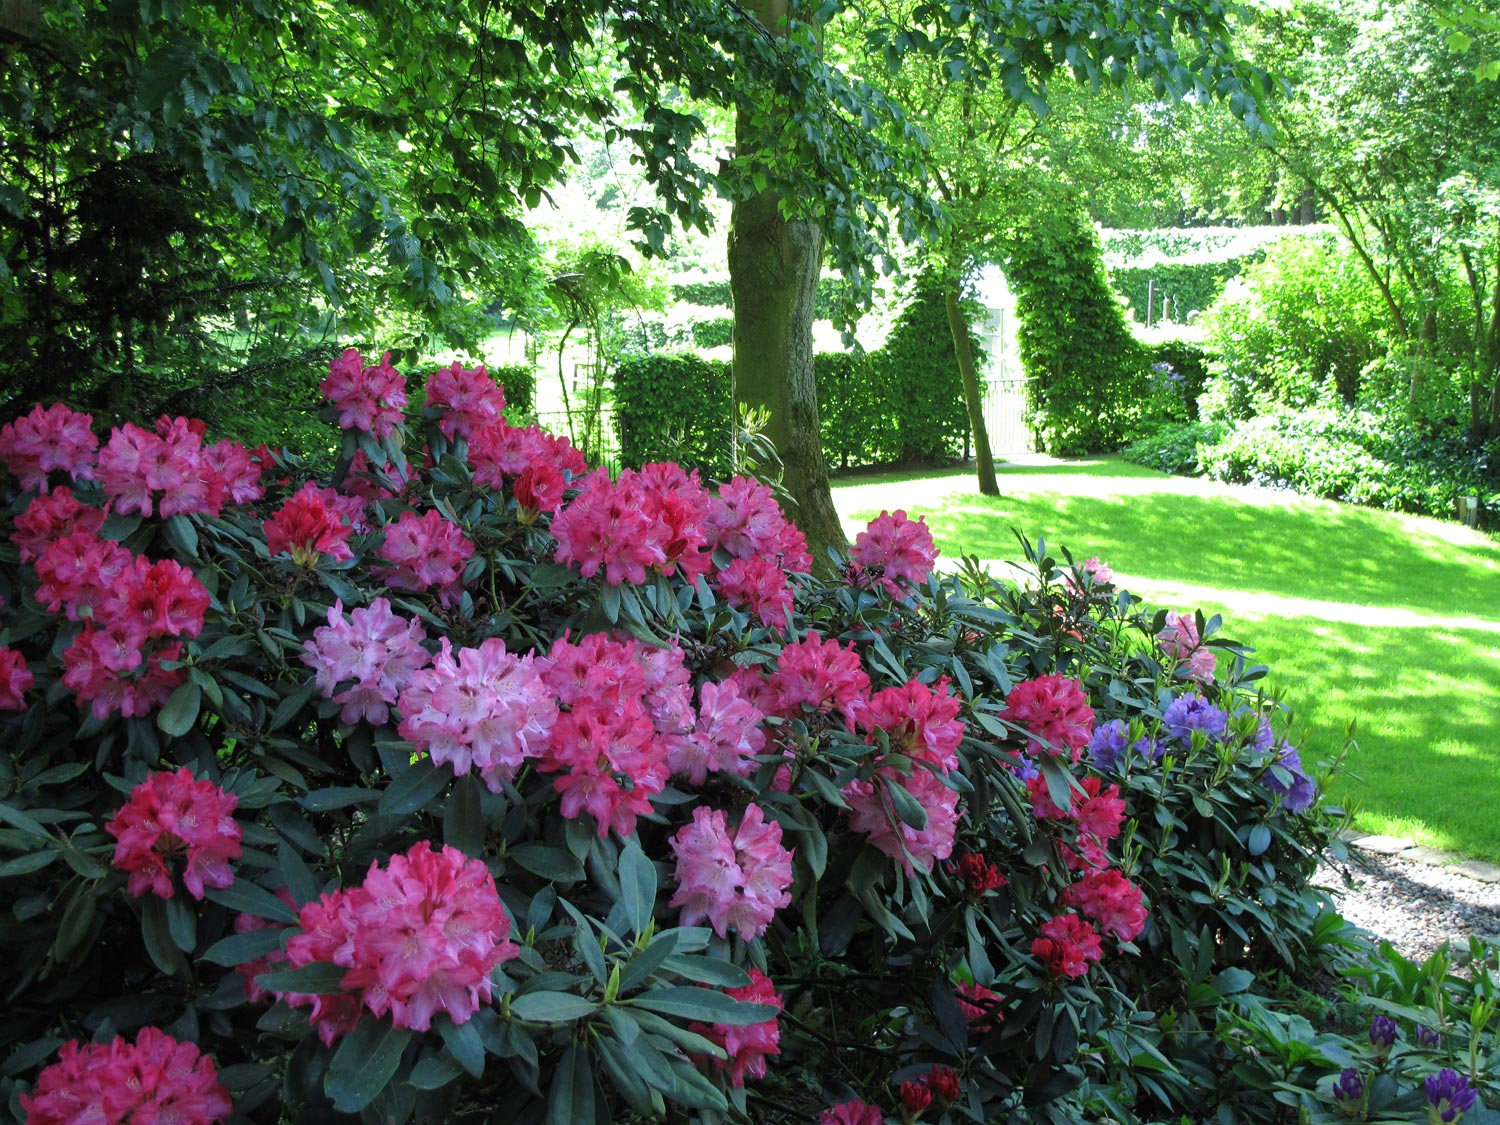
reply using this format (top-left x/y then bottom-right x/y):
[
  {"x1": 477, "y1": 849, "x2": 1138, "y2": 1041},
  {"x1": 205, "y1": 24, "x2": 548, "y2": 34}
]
[{"x1": 983, "y1": 376, "x2": 1034, "y2": 455}]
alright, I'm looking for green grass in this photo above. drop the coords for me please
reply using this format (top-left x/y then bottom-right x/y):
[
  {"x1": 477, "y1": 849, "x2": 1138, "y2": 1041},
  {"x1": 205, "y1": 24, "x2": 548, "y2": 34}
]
[{"x1": 832, "y1": 458, "x2": 1500, "y2": 862}]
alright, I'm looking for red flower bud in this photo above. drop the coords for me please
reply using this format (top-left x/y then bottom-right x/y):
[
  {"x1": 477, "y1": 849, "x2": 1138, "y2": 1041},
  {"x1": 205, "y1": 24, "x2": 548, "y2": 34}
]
[
  {"x1": 899, "y1": 1079, "x2": 932, "y2": 1116},
  {"x1": 926, "y1": 1065, "x2": 960, "y2": 1105}
]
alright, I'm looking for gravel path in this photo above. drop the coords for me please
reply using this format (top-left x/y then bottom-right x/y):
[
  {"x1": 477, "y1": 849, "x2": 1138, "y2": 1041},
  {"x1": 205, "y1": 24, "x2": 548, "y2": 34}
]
[{"x1": 1315, "y1": 848, "x2": 1500, "y2": 962}]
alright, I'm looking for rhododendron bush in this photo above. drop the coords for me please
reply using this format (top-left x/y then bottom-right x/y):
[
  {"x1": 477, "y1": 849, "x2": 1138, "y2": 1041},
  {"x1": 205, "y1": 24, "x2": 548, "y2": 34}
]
[{"x1": 0, "y1": 357, "x2": 1346, "y2": 1124}]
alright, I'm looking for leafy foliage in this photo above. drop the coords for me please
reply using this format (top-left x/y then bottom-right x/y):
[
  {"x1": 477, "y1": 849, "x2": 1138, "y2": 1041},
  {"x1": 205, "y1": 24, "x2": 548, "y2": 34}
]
[
  {"x1": 613, "y1": 352, "x2": 734, "y2": 477},
  {"x1": 1120, "y1": 422, "x2": 1228, "y2": 477},
  {"x1": 877, "y1": 272, "x2": 979, "y2": 465}
]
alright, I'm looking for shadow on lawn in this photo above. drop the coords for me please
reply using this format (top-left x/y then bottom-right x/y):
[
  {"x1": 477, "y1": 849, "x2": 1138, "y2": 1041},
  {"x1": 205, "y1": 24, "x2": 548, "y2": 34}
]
[{"x1": 907, "y1": 490, "x2": 1500, "y2": 620}]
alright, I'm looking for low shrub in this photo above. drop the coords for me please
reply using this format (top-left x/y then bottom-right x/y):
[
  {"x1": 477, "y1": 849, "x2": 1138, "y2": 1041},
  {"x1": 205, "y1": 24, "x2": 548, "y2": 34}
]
[
  {"x1": 1196, "y1": 407, "x2": 1500, "y2": 518},
  {"x1": 0, "y1": 356, "x2": 1487, "y2": 1125},
  {"x1": 1120, "y1": 420, "x2": 1228, "y2": 476}
]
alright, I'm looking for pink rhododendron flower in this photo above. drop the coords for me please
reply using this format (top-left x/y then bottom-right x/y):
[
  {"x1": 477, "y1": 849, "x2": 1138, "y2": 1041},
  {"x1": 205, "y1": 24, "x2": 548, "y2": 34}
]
[
  {"x1": 1158, "y1": 610, "x2": 1215, "y2": 683},
  {"x1": 62, "y1": 631, "x2": 185, "y2": 720},
  {"x1": 540, "y1": 695, "x2": 666, "y2": 837},
  {"x1": 819, "y1": 1098, "x2": 887, "y2": 1124},
  {"x1": 321, "y1": 348, "x2": 407, "y2": 438},
  {"x1": 669, "y1": 804, "x2": 794, "y2": 940},
  {"x1": 1062, "y1": 869, "x2": 1147, "y2": 942},
  {"x1": 397, "y1": 637, "x2": 556, "y2": 791},
  {"x1": 233, "y1": 887, "x2": 298, "y2": 1004},
  {"x1": 12, "y1": 487, "x2": 106, "y2": 563},
  {"x1": 0, "y1": 403, "x2": 98, "y2": 493},
  {"x1": 96, "y1": 416, "x2": 256, "y2": 518},
  {"x1": 543, "y1": 631, "x2": 646, "y2": 707},
  {"x1": 713, "y1": 555, "x2": 795, "y2": 628},
  {"x1": 955, "y1": 981, "x2": 1004, "y2": 1031},
  {"x1": 552, "y1": 464, "x2": 713, "y2": 584},
  {"x1": 691, "y1": 968, "x2": 782, "y2": 1087},
  {"x1": 1026, "y1": 774, "x2": 1124, "y2": 871},
  {"x1": 513, "y1": 461, "x2": 566, "y2": 520},
  {"x1": 844, "y1": 767, "x2": 960, "y2": 874},
  {"x1": 202, "y1": 438, "x2": 266, "y2": 505},
  {"x1": 0, "y1": 646, "x2": 34, "y2": 710},
  {"x1": 263, "y1": 483, "x2": 355, "y2": 565},
  {"x1": 705, "y1": 475, "x2": 812, "y2": 571},
  {"x1": 34, "y1": 530, "x2": 136, "y2": 621},
  {"x1": 1000, "y1": 673, "x2": 1095, "y2": 762},
  {"x1": 856, "y1": 676, "x2": 965, "y2": 770},
  {"x1": 20, "y1": 1027, "x2": 231, "y2": 1125},
  {"x1": 467, "y1": 420, "x2": 586, "y2": 490},
  {"x1": 107, "y1": 555, "x2": 210, "y2": 639},
  {"x1": 1066, "y1": 556, "x2": 1116, "y2": 595},
  {"x1": 900, "y1": 1079, "x2": 933, "y2": 1115},
  {"x1": 106, "y1": 768, "x2": 242, "y2": 900},
  {"x1": 374, "y1": 508, "x2": 474, "y2": 606},
  {"x1": 1031, "y1": 912, "x2": 1104, "y2": 978},
  {"x1": 767, "y1": 631, "x2": 870, "y2": 727},
  {"x1": 669, "y1": 678, "x2": 768, "y2": 784},
  {"x1": 425, "y1": 361, "x2": 506, "y2": 440},
  {"x1": 302, "y1": 598, "x2": 431, "y2": 725},
  {"x1": 277, "y1": 841, "x2": 517, "y2": 1038},
  {"x1": 925, "y1": 1065, "x2": 961, "y2": 1105},
  {"x1": 850, "y1": 509, "x2": 938, "y2": 598}
]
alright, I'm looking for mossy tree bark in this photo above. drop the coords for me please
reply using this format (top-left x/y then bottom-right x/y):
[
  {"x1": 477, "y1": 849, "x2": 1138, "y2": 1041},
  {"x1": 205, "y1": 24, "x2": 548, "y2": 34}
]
[{"x1": 728, "y1": 0, "x2": 847, "y2": 571}]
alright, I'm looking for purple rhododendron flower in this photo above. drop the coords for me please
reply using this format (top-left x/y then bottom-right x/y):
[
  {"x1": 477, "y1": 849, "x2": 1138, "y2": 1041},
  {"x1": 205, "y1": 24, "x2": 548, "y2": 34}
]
[
  {"x1": 1263, "y1": 744, "x2": 1317, "y2": 812},
  {"x1": 1088, "y1": 719, "x2": 1159, "y2": 771},
  {"x1": 1425, "y1": 1068, "x2": 1478, "y2": 1122},
  {"x1": 1369, "y1": 1015, "x2": 1397, "y2": 1050},
  {"x1": 1162, "y1": 693, "x2": 1229, "y2": 744},
  {"x1": 1331, "y1": 1067, "x2": 1363, "y2": 1106}
]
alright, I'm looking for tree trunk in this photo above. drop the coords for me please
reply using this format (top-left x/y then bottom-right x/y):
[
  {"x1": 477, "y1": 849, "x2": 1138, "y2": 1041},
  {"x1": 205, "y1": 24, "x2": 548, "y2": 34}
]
[
  {"x1": 728, "y1": 0, "x2": 846, "y2": 570},
  {"x1": 943, "y1": 271, "x2": 999, "y2": 496}
]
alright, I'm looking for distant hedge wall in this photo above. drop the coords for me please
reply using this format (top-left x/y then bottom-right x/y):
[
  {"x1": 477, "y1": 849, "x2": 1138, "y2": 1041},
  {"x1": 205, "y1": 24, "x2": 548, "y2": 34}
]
[
  {"x1": 670, "y1": 277, "x2": 856, "y2": 320},
  {"x1": 1111, "y1": 260, "x2": 1246, "y2": 322}
]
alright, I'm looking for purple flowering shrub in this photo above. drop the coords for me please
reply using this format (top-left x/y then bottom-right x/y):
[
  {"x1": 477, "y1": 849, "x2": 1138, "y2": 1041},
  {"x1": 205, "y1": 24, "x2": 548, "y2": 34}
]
[{"x1": 0, "y1": 356, "x2": 1410, "y2": 1124}]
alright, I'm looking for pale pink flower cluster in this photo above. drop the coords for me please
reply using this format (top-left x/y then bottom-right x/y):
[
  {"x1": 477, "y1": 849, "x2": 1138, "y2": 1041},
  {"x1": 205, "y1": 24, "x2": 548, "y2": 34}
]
[
  {"x1": 0, "y1": 403, "x2": 98, "y2": 493},
  {"x1": 398, "y1": 637, "x2": 556, "y2": 791},
  {"x1": 1157, "y1": 610, "x2": 1215, "y2": 683},
  {"x1": 669, "y1": 804, "x2": 794, "y2": 940},
  {"x1": 1066, "y1": 556, "x2": 1116, "y2": 595},
  {"x1": 0, "y1": 646, "x2": 34, "y2": 710},
  {"x1": 691, "y1": 968, "x2": 783, "y2": 1088},
  {"x1": 537, "y1": 633, "x2": 670, "y2": 837},
  {"x1": 302, "y1": 598, "x2": 431, "y2": 725},
  {"x1": 21, "y1": 1027, "x2": 231, "y2": 1125},
  {"x1": 12, "y1": 487, "x2": 105, "y2": 563},
  {"x1": 766, "y1": 631, "x2": 871, "y2": 728},
  {"x1": 1000, "y1": 674, "x2": 1095, "y2": 762},
  {"x1": 467, "y1": 420, "x2": 586, "y2": 493},
  {"x1": 704, "y1": 475, "x2": 812, "y2": 571},
  {"x1": 1061, "y1": 868, "x2": 1147, "y2": 942},
  {"x1": 274, "y1": 840, "x2": 517, "y2": 1040},
  {"x1": 426, "y1": 361, "x2": 506, "y2": 440},
  {"x1": 374, "y1": 508, "x2": 475, "y2": 606},
  {"x1": 850, "y1": 509, "x2": 938, "y2": 598},
  {"x1": 320, "y1": 348, "x2": 407, "y2": 438},
  {"x1": 551, "y1": 463, "x2": 713, "y2": 584},
  {"x1": 105, "y1": 768, "x2": 242, "y2": 900},
  {"x1": 97, "y1": 415, "x2": 263, "y2": 518},
  {"x1": 668, "y1": 678, "x2": 768, "y2": 784},
  {"x1": 262, "y1": 483, "x2": 355, "y2": 565}
]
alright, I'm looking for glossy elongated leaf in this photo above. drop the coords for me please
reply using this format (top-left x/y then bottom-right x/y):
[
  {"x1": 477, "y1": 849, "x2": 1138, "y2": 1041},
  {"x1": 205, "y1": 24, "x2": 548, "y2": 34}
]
[
  {"x1": 325, "y1": 1018, "x2": 411, "y2": 1113},
  {"x1": 631, "y1": 986, "x2": 778, "y2": 1025},
  {"x1": 618, "y1": 839, "x2": 657, "y2": 936},
  {"x1": 438, "y1": 1015, "x2": 485, "y2": 1078},
  {"x1": 377, "y1": 757, "x2": 450, "y2": 816},
  {"x1": 201, "y1": 926, "x2": 286, "y2": 966},
  {"x1": 156, "y1": 681, "x2": 202, "y2": 738},
  {"x1": 254, "y1": 961, "x2": 347, "y2": 994},
  {"x1": 204, "y1": 880, "x2": 300, "y2": 924},
  {"x1": 509, "y1": 991, "x2": 599, "y2": 1022}
]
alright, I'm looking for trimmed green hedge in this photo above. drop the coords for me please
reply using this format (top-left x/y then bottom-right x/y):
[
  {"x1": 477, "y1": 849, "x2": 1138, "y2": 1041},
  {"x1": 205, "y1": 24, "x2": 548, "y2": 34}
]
[
  {"x1": 491, "y1": 361, "x2": 536, "y2": 417},
  {"x1": 1111, "y1": 259, "x2": 1244, "y2": 322},
  {"x1": 688, "y1": 316, "x2": 734, "y2": 350},
  {"x1": 670, "y1": 276, "x2": 857, "y2": 320},
  {"x1": 614, "y1": 352, "x2": 734, "y2": 477}
]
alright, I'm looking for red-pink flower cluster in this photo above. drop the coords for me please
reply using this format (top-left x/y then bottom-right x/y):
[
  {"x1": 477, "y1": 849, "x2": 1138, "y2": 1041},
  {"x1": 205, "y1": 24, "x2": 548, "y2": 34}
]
[
  {"x1": 704, "y1": 475, "x2": 813, "y2": 571},
  {"x1": 398, "y1": 637, "x2": 556, "y2": 791},
  {"x1": 263, "y1": 483, "x2": 355, "y2": 565},
  {"x1": 1026, "y1": 774, "x2": 1125, "y2": 870},
  {"x1": 20, "y1": 1027, "x2": 231, "y2": 1125},
  {"x1": 97, "y1": 415, "x2": 263, "y2": 518},
  {"x1": 426, "y1": 361, "x2": 506, "y2": 440},
  {"x1": 924, "y1": 1065, "x2": 961, "y2": 1105},
  {"x1": 1061, "y1": 868, "x2": 1147, "y2": 942},
  {"x1": 850, "y1": 509, "x2": 938, "y2": 598},
  {"x1": 551, "y1": 463, "x2": 713, "y2": 584},
  {"x1": 0, "y1": 403, "x2": 98, "y2": 493},
  {"x1": 47, "y1": 546, "x2": 208, "y2": 720},
  {"x1": 714, "y1": 555, "x2": 795, "y2": 628},
  {"x1": 321, "y1": 348, "x2": 408, "y2": 438},
  {"x1": 1158, "y1": 610, "x2": 1215, "y2": 683},
  {"x1": 691, "y1": 968, "x2": 782, "y2": 1088},
  {"x1": 467, "y1": 420, "x2": 586, "y2": 495},
  {"x1": 106, "y1": 768, "x2": 242, "y2": 900},
  {"x1": 857, "y1": 677, "x2": 966, "y2": 769},
  {"x1": 669, "y1": 804, "x2": 794, "y2": 940},
  {"x1": 0, "y1": 645, "x2": 34, "y2": 710},
  {"x1": 537, "y1": 633, "x2": 670, "y2": 837},
  {"x1": 302, "y1": 598, "x2": 431, "y2": 725},
  {"x1": 1031, "y1": 912, "x2": 1104, "y2": 978},
  {"x1": 668, "y1": 677, "x2": 768, "y2": 784},
  {"x1": 767, "y1": 631, "x2": 871, "y2": 728},
  {"x1": 951, "y1": 852, "x2": 1007, "y2": 897},
  {"x1": 899, "y1": 1078, "x2": 932, "y2": 1115},
  {"x1": 374, "y1": 508, "x2": 474, "y2": 606},
  {"x1": 274, "y1": 841, "x2": 517, "y2": 1040},
  {"x1": 819, "y1": 1098, "x2": 886, "y2": 1124},
  {"x1": 233, "y1": 887, "x2": 297, "y2": 1004},
  {"x1": 956, "y1": 981, "x2": 1005, "y2": 1031},
  {"x1": 12, "y1": 487, "x2": 105, "y2": 563},
  {"x1": 1001, "y1": 673, "x2": 1095, "y2": 762}
]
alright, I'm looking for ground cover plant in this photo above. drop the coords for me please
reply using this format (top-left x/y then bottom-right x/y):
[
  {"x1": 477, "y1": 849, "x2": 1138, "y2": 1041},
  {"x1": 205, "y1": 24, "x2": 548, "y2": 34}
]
[
  {"x1": 1, "y1": 360, "x2": 1496, "y2": 1125},
  {"x1": 834, "y1": 459, "x2": 1500, "y2": 862}
]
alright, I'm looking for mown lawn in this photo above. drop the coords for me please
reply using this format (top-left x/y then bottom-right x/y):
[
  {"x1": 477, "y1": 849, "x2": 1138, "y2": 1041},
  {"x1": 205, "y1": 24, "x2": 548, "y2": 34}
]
[{"x1": 832, "y1": 457, "x2": 1500, "y2": 861}]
